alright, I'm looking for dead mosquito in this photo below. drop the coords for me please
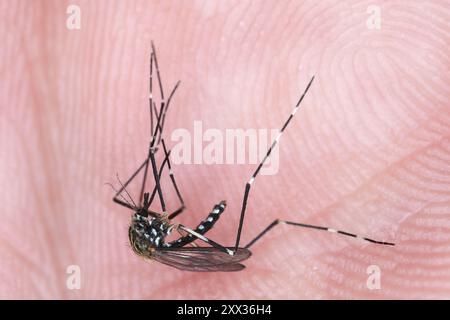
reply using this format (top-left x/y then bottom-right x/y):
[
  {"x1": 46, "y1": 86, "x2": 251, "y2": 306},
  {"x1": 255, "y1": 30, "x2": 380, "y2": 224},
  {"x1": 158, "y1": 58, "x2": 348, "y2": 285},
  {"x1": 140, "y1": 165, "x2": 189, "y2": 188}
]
[{"x1": 110, "y1": 42, "x2": 395, "y2": 272}]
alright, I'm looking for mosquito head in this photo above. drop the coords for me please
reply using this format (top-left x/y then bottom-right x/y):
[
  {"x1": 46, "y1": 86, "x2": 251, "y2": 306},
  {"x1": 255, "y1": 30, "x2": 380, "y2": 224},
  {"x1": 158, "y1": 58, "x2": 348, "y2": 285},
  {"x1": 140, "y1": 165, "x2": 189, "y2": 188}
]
[
  {"x1": 128, "y1": 215, "x2": 157, "y2": 256},
  {"x1": 128, "y1": 224, "x2": 156, "y2": 257}
]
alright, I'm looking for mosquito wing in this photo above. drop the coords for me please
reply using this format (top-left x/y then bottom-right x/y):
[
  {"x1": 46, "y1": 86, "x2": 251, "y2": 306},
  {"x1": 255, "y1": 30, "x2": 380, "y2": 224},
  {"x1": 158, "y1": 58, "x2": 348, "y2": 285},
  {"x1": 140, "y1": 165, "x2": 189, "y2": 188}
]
[{"x1": 152, "y1": 247, "x2": 252, "y2": 272}]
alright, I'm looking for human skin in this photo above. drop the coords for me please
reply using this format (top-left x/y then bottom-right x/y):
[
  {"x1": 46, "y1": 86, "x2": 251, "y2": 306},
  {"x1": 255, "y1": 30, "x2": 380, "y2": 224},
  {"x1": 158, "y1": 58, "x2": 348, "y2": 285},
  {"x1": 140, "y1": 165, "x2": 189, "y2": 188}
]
[{"x1": 0, "y1": 0, "x2": 449, "y2": 299}]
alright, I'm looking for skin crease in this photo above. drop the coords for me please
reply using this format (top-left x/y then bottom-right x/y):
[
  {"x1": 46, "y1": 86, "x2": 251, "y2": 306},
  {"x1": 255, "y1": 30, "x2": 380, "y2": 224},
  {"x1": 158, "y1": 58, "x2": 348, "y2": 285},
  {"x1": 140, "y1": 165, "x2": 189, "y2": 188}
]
[{"x1": 0, "y1": 0, "x2": 450, "y2": 299}]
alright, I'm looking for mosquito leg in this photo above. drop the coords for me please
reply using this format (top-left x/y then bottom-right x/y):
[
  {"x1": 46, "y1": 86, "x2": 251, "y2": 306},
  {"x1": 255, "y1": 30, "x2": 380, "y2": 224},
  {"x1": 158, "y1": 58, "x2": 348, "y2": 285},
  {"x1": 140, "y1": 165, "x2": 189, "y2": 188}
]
[
  {"x1": 168, "y1": 206, "x2": 185, "y2": 220},
  {"x1": 245, "y1": 219, "x2": 395, "y2": 249},
  {"x1": 150, "y1": 102, "x2": 162, "y2": 149},
  {"x1": 177, "y1": 229, "x2": 198, "y2": 247},
  {"x1": 139, "y1": 51, "x2": 156, "y2": 204},
  {"x1": 140, "y1": 43, "x2": 181, "y2": 203},
  {"x1": 160, "y1": 81, "x2": 180, "y2": 131},
  {"x1": 150, "y1": 40, "x2": 166, "y2": 149},
  {"x1": 139, "y1": 43, "x2": 169, "y2": 204},
  {"x1": 233, "y1": 76, "x2": 315, "y2": 251},
  {"x1": 157, "y1": 81, "x2": 180, "y2": 146},
  {"x1": 140, "y1": 87, "x2": 166, "y2": 203},
  {"x1": 149, "y1": 147, "x2": 167, "y2": 215},
  {"x1": 147, "y1": 149, "x2": 171, "y2": 206},
  {"x1": 168, "y1": 201, "x2": 227, "y2": 248},
  {"x1": 178, "y1": 225, "x2": 234, "y2": 255},
  {"x1": 144, "y1": 130, "x2": 176, "y2": 209},
  {"x1": 149, "y1": 52, "x2": 155, "y2": 138},
  {"x1": 151, "y1": 101, "x2": 165, "y2": 149},
  {"x1": 144, "y1": 135, "x2": 186, "y2": 217},
  {"x1": 115, "y1": 43, "x2": 180, "y2": 210},
  {"x1": 161, "y1": 139, "x2": 186, "y2": 219},
  {"x1": 151, "y1": 40, "x2": 165, "y2": 100}
]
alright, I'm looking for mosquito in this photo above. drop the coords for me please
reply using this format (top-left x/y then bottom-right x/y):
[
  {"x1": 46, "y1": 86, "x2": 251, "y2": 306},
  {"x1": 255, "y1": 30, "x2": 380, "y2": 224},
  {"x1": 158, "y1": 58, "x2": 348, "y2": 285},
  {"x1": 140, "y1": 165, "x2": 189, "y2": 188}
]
[{"x1": 110, "y1": 42, "x2": 395, "y2": 272}]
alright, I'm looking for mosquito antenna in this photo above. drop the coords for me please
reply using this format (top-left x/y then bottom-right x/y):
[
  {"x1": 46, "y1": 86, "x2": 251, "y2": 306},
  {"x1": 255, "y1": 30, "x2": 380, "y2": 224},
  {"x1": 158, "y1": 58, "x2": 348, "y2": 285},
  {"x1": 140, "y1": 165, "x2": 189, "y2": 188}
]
[
  {"x1": 105, "y1": 183, "x2": 133, "y2": 208},
  {"x1": 116, "y1": 174, "x2": 137, "y2": 208}
]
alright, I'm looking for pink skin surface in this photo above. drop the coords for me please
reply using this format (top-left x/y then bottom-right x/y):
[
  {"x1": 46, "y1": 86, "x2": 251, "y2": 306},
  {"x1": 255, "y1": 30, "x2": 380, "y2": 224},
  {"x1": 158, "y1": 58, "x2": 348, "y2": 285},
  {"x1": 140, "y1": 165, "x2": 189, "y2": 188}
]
[{"x1": 1, "y1": 0, "x2": 449, "y2": 299}]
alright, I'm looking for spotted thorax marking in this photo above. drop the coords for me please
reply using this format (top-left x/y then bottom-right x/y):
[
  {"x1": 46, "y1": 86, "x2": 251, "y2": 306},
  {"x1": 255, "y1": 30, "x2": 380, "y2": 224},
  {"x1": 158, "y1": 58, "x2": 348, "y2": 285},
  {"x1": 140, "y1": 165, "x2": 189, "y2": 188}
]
[{"x1": 129, "y1": 213, "x2": 175, "y2": 253}]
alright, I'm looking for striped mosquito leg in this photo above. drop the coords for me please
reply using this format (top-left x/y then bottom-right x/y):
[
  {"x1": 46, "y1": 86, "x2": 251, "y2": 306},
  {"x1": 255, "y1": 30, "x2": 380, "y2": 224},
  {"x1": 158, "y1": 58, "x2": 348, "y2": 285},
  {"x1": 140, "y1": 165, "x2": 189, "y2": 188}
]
[
  {"x1": 161, "y1": 139, "x2": 186, "y2": 219},
  {"x1": 244, "y1": 219, "x2": 395, "y2": 249},
  {"x1": 143, "y1": 138, "x2": 186, "y2": 216},
  {"x1": 148, "y1": 41, "x2": 167, "y2": 150},
  {"x1": 140, "y1": 94, "x2": 166, "y2": 203},
  {"x1": 147, "y1": 148, "x2": 171, "y2": 206},
  {"x1": 178, "y1": 225, "x2": 234, "y2": 255},
  {"x1": 149, "y1": 147, "x2": 167, "y2": 215},
  {"x1": 139, "y1": 50, "x2": 157, "y2": 204},
  {"x1": 149, "y1": 52, "x2": 154, "y2": 135},
  {"x1": 149, "y1": 41, "x2": 180, "y2": 145},
  {"x1": 150, "y1": 101, "x2": 163, "y2": 149},
  {"x1": 233, "y1": 76, "x2": 315, "y2": 251},
  {"x1": 147, "y1": 43, "x2": 181, "y2": 148},
  {"x1": 161, "y1": 81, "x2": 180, "y2": 130},
  {"x1": 157, "y1": 81, "x2": 180, "y2": 146}
]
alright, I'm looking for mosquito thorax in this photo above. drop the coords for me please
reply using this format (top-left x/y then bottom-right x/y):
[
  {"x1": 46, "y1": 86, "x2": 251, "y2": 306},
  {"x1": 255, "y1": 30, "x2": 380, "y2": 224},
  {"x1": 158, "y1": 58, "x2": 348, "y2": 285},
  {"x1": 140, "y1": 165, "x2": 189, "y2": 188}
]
[
  {"x1": 128, "y1": 212, "x2": 174, "y2": 255},
  {"x1": 136, "y1": 208, "x2": 149, "y2": 217}
]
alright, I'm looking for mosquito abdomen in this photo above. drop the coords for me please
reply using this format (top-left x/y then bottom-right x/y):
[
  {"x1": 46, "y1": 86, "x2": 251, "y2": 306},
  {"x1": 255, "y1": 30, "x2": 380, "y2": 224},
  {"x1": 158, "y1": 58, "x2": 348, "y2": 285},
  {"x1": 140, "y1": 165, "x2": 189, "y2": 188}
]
[{"x1": 167, "y1": 201, "x2": 227, "y2": 248}]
